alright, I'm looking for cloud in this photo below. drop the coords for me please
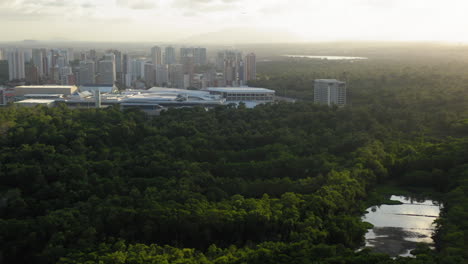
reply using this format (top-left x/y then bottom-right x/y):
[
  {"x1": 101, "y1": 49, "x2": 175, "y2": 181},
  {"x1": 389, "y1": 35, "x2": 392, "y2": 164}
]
[
  {"x1": 172, "y1": 0, "x2": 238, "y2": 11},
  {"x1": 116, "y1": 0, "x2": 158, "y2": 9}
]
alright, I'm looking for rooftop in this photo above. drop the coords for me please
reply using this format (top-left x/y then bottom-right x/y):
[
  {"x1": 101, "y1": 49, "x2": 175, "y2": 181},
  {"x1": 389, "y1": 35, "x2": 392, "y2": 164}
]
[
  {"x1": 80, "y1": 84, "x2": 114, "y2": 87},
  {"x1": 15, "y1": 85, "x2": 77, "y2": 89},
  {"x1": 15, "y1": 99, "x2": 56, "y2": 104},
  {"x1": 315, "y1": 79, "x2": 345, "y2": 83},
  {"x1": 24, "y1": 94, "x2": 64, "y2": 97},
  {"x1": 206, "y1": 87, "x2": 275, "y2": 93}
]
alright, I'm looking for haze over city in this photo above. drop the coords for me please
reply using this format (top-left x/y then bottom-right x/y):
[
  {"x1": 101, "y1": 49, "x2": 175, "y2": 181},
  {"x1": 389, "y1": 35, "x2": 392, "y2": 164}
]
[{"x1": 1, "y1": 0, "x2": 468, "y2": 43}]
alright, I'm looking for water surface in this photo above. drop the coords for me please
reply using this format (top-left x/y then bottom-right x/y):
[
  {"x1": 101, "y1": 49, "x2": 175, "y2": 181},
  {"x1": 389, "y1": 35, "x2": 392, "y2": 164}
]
[
  {"x1": 362, "y1": 195, "x2": 441, "y2": 257},
  {"x1": 283, "y1": 55, "x2": 368, "y2": 60}
]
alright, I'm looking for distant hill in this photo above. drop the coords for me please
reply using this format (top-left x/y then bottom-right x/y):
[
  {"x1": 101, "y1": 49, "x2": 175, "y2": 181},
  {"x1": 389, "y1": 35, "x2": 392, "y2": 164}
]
[{"x1": 180, "y1": 28, "x2": 304, "y2": 44}]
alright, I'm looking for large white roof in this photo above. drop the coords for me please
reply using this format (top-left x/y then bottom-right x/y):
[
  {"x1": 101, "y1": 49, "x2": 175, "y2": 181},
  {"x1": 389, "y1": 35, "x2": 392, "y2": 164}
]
[
  {"x1": 206, "y1": 87, "x2": 275, "y2": 93},
  {"x1": 15, "y1": 99, "x2": 56, "y2": 104},
  {"x1": 15, "y1": 85, "x2": 77, "y2": 89}
]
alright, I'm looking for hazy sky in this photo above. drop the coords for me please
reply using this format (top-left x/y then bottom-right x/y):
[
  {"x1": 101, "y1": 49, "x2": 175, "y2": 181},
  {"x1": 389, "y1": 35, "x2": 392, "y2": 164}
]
[{"x1": 1, "y1": 0, "x2": 467, "y2": 43}]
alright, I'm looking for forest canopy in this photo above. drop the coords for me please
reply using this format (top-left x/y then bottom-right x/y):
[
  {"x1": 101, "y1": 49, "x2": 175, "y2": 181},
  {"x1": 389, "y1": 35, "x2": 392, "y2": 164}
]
[{"x1": 1, "y1": 45, "x2": 468, "y2": 264}]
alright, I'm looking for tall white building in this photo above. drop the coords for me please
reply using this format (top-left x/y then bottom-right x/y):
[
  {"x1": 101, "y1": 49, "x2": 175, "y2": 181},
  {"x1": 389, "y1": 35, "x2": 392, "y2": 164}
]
[
  {"x1": 151, "y1": 46, "x2": 162, "y2": 65},
  {"x1": 8, "y1": 49, "x2": 25, "y2": 80},
  {"x1": 217, "y1": 50, "x2": 244, "y2": 87},
  {"x1": 314, "y1": 79, "x2": 346, "y2": 106}
]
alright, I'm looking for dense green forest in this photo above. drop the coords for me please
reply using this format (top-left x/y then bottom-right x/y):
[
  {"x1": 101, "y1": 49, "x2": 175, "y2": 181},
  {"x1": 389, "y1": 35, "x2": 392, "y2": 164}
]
[{"x1": 1, "y1": 45, "x2": 468, "y2": 263}]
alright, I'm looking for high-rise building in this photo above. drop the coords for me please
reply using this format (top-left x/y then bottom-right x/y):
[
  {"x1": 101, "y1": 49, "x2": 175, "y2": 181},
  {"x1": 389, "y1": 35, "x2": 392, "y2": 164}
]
[
  {"x1": 50, "y1": 66, "x2": 60, "y2": 83},
  {"x1": 131, "y1": 58, "x2": 147, "y2": 80},
  {"x1": 7, "y1": 49, "x2": 25, "y2": 80},
  {"x1": 151, "y1": 46, "x2": 162, "y2": 65},
  {"x1": 216, "y1": 51, "x2": 225, "y2": 71},
  {"x1": 164, "y1": 46, "x2": 176, "y2": 65},
  {"x1": 181, "y1": 55, "x2": 194, "y2": 86},
  {"x1": 108, "y1": 50, "x2": 123, "y2": 85},
  {"x1": 89, "y1": 49, "x2": 97, "y2": 62},
  {"x1": 59, "y1": 66, "x2": 73, "y2": 85},
  {"x1": 122, "y1": 53, "x2": 129, "y2": 86},
  {"x1": 78, "y1": 60, "x2": 96, "y2": 85},
  {"x1": 314, "y1": 79, "x2": 347, "y2": 106},
  {"x1": 0, "y1": 61, "x2": 8, "y2": 82},
  {"x1": 24, "y1": 50, "x2": 32, "y2": 64},
  {"x1": 124, "y1": 57, "x2": 147, "y2": 87},
  {"x1": 169, "y1": 64, "x2": 184, "y2": 89},
  {"x1": 97, "y1": 54, "x2": 116, "y2": 85},
  {"x1": 193, "y1": 47, "x2": 207, "y2": 65},
  {"x1": 221, "y1": 50, "x2": 243, "y2": 87},
  {"x1": 32, "y1": 49, "x2": 44, "y2": 77},
  {"x1": 244, "y1": 53, "x2": 256, "y2": 82},
  {"x1": 144, "y1": 63, "x2": 155, "y2": 87},
  {"x1": 57, "y1": 56, "x2": 67, "y2": 69},
  {"x1": 41, "y1": 49, "x2": 50, "y2": 77},
  {"x1": 155, "y1": 64, "x2": 168, "y2": 86},
  {"x1": 180, "y1": 47, "x2": 193, "y2": 59},
  {"x1": 0, "y1": 48, "x2": 4, "y2": 60},
  {"x1": 25, "y1": 63, "x2": 39, "y2": 84}
]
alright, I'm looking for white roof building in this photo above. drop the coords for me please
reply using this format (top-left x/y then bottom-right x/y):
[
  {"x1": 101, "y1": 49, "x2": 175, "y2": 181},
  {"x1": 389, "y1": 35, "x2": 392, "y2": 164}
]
[
  {"x1": 15, "y1": 99, "x2": 55, "y2": 107},
  {"x1": 205, "y1": 87, "x2": 275, "y2": 107},
  {"x1": 14, "y1": 85, "x2": 78, "y2": 97}
]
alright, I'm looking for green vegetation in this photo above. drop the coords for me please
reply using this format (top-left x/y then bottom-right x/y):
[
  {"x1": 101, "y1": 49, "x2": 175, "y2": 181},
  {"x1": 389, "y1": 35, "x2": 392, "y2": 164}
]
[{"x1": 1, "y1": 44, "x2": 468, "y2": 263}]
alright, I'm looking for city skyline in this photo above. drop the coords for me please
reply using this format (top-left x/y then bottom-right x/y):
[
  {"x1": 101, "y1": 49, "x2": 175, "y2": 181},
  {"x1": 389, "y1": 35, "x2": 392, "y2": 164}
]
[
  {"x1": 2, "y1": 43, "x2": 257, "y2": 92},
  {"x1": 1, "y1": 0, "x2": 468, "y2": 43}
]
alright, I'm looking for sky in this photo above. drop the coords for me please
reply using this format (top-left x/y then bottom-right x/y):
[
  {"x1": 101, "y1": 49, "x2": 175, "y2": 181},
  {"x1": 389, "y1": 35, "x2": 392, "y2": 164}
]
[{"x1": 0, "y1": 0, "x2": 468, "y2": 43}]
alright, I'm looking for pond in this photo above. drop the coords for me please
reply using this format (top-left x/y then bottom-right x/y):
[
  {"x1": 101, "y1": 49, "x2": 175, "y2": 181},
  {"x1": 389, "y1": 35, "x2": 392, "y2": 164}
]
[
  {"x1": 362, "y1": 195, "x2": 442, "y2": 257},
  {"x1": 282, "y1": 55, "x2": 368, "y2": 60}
]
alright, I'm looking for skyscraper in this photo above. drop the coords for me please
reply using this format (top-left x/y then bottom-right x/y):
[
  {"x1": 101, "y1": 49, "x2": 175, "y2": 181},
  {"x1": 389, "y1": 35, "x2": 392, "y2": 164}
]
[
  {"x1": 314, "y1": 79, "x2": 347, "y2": 106},
  {"x1": 181, "y1": 54, "x2": 194, "y2": 87},
  {"x1": 109, "y1": 50, "x2": 123, "y2": 85},
  {"x1": 164, "y1": 46, "x2": 176, "y2": 65},
  {"x1": 7, "y1": 49, "x2": 25, "y2": 80},
  {"x1": 216, "y1": 51, "x2": 225, "y2": 71},
  {"x1": 40, "y1": 49, "x2": 51, "y2": 78},
  {"x1": 169, "y1": 64, "x2": 184, "y2": 89},
  {"x1": 221, "y1": 50, "x2": 243, "y2": 87},
  {"x1": 97, "y1": 54, "x2": 116, "y2": 85},
  {"x1": 25, "y1": 63, "x2": 39, "y2": 84},
  {"x1": 193, "y1": 47, "x2": 207, "y2": 65},
  {"x1": 180, "y1": 47, "x2": 193, "y2": 59},
  {"x1": 32, "y1": 49, "x2": 44, "y2": 77},
  {"x1": 151, "y1": 46, "x2": 162, "y2": 65},
  {"x1": 244, "y1": 53, "x2": 256, "y2": 82},
  {"x1": 89, "y1": 49, "x2": 97, "y2": 62},
  {"x1": 155, "y1": 64, "x2": 168, "y2": 86},
  {"x1": 144, "y1": 63, "x2": 155, "y2": 87},
  {"x1": 78, "y1": 60, "x2": 96, "y2": 85},
  {"x1": 122, "y1": 53, "x2": 129, "y2": 86}
]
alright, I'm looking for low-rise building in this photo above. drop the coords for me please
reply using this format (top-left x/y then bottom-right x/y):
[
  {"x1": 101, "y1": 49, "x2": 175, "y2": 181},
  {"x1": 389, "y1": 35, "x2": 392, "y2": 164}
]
[
  {"x1": 314, "y1": 79, "x2": 346, "y2": 106},
  {"x1": 15, "y1": 99, "x2": 55, "y2": 107},
  {"x1": 206, "y1": 87, "x2": 275, "y2": 102},
  {"x1": 79, "y1": 84, "x2": 117, "y2": 94},
  {"x1": 14, "y1": 85, "x2": 78, "y2": 97}
]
